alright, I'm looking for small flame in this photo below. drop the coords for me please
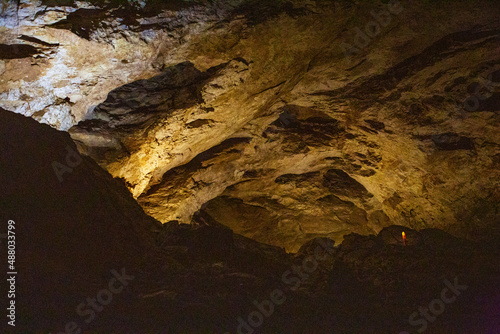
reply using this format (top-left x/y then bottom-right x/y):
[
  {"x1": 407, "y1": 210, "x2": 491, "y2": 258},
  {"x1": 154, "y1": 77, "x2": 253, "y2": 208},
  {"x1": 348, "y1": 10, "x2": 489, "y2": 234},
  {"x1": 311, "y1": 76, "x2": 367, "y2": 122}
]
[{"x1": 402, "y1": 231, "x2": 406, "y2": 245}]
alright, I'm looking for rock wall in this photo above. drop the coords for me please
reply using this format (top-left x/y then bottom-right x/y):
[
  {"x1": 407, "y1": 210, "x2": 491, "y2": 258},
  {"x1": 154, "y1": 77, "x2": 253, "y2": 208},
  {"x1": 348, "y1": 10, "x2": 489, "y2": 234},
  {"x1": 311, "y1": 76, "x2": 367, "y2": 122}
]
[{"x1": 2, "y1": 107, "x2": 499, "y2": 333}]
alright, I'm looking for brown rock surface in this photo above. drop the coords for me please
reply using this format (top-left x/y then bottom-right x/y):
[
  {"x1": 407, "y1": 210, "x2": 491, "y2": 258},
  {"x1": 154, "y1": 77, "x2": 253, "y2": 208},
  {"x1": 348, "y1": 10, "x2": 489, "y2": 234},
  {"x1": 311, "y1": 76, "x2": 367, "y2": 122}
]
[
  {"x1": 1, "y1": 0, "x2": 499, "y2": 253},
  {"x1": 1, "y1": 107, "x2": 500, "y2": 333}
]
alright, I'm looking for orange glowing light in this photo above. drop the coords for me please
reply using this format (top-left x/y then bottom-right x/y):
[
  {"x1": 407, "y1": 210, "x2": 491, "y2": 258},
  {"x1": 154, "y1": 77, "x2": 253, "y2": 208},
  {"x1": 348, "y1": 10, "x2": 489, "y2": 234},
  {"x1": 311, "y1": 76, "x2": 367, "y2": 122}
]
[{"x1": 402, "y1": 231, "x2": 406, "y2": 245}]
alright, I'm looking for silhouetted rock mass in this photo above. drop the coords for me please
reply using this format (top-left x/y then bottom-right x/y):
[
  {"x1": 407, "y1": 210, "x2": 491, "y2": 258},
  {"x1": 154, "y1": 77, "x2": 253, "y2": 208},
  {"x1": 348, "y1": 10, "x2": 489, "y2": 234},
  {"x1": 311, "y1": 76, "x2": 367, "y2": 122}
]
[{"x1": 1, "y1": 107, "x2": 500, "y2": 333}]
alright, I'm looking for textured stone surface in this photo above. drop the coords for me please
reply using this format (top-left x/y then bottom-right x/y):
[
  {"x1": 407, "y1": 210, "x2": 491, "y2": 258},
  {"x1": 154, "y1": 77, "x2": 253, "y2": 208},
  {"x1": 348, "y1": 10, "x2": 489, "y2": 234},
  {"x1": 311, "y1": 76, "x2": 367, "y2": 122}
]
[
  {"x1": 1, "y1": 0, "x2": 500, "y2": 251},
  {"x1": 1, "y1": 109, "x2": 500, "y2": 332}
]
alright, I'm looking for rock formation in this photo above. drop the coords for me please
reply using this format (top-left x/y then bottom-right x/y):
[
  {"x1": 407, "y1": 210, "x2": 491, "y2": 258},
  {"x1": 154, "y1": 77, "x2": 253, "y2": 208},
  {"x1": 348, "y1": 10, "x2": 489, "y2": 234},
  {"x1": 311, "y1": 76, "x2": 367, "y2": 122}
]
[
  {"x1": 2, "y1": 1, "x2": 499, "y2": 251},
  {"x1": 1, "y1": 1, "x2": 500, "y2": 330},
  {"x1": 1, "y1": 106, "x2": 500, "y2": 333}
]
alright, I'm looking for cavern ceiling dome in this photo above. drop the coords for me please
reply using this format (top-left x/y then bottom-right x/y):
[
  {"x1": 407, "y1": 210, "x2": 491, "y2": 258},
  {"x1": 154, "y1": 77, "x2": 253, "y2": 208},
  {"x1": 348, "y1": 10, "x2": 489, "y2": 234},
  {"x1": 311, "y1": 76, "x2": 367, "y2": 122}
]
[{"x1": 1, "y1": 0, "x2": 500, "y2": 333}]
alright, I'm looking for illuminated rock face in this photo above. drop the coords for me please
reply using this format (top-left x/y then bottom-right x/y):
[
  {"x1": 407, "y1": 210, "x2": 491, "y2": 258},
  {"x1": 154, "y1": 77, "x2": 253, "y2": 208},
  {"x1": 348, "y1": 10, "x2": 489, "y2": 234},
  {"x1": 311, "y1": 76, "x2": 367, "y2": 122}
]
[
  {"x1": 3, "y1": 107, "x2": 500, "y2": 333},
  {"x1": 2, "y1": 0, "x2": 500, "y2": 251}
]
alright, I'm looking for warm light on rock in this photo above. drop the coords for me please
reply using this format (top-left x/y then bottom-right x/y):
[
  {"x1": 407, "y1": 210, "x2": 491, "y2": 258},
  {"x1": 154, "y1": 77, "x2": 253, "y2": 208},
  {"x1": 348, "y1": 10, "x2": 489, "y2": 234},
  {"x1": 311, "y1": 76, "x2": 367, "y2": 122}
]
[{"x1": 1, "y1": 1, "x2": 500, "y2": 332}]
